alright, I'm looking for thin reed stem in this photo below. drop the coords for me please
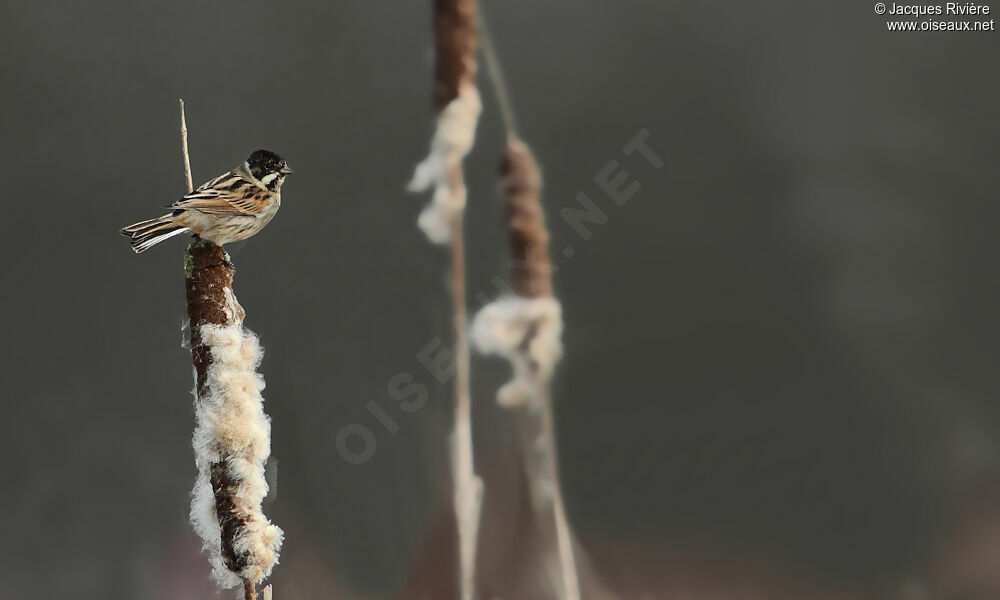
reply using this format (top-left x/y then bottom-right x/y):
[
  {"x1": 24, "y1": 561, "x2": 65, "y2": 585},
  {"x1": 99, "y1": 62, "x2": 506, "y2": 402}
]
[
  {"x1": 477, "y1": 6, "x2": 518, "y2": 141},
  {"x1": 541, "y1": 389, "x2": 580, "y2": 600},
  {"x1": 448, "y1": 208, "x2": 471, "y2": 483},
  {"x1": 450, "y1": 208, "x2": 480, "y2": 600},
  {"x1": 179, "y1": 98, "x2": 193, "y2": 194}
]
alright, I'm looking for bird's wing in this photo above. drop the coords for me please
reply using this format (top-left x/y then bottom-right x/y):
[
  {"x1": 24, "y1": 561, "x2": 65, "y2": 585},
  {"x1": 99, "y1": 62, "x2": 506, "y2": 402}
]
[{"x1": 167, "y1": 168, "x2": 264, "y2": 216}]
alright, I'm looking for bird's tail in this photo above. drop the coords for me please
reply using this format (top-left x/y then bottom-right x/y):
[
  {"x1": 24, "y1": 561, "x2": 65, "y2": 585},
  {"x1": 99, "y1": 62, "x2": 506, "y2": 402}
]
[{"x1": 120, "y1": 214, "x2": 189, "y2": 253}]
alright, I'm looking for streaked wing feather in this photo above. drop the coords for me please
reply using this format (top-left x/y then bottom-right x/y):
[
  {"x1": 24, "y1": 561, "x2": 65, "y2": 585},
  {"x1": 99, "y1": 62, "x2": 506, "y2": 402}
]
[{"x1": 167, "y1": 168, "x2": 263, "y2": 216}]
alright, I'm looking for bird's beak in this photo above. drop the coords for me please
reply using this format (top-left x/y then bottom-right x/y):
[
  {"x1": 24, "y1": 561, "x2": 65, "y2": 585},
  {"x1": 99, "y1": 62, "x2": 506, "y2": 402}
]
[{"x1": 281, "y1": 164, "x2": 295, "y2": 175}]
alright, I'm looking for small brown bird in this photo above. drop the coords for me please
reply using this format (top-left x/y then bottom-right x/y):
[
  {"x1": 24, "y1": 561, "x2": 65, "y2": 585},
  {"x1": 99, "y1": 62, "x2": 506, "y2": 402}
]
[{"x1": 121, "y1": 149, "x2": 293, "y2": 253}]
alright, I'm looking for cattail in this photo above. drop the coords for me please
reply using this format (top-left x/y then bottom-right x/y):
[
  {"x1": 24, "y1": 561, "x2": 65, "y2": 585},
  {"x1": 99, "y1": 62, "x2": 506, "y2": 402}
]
[
  {"x1": 408, "y1": 84, "x2": 482, "y2": 244},
  {"x1": 186, "y1": 242, "x2": 283, "y2": 594},
  {"x1": 500, "y1": 140, "x2": 551, "y2": 298},
  {"x1": 408, "y1": 1, "x2": 483, "y2": 598},
  {"x1": 179, "y1": 101, "x2": 282, "y2": 599},
  {"x1": 471, "y1": 143, "x2": 561, "y2": 405},
  {"x1": 408, "y1": 0, "x2": 481, "y2": 246},
  {"x1": 471, "y1": 140, "x2": 580, "y2": 600}
]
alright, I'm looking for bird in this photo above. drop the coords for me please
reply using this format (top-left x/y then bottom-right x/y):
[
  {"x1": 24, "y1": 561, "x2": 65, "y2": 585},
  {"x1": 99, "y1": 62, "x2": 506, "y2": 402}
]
[{"x1": 121, "y1": 149, "x2": 293, "y2": 253}]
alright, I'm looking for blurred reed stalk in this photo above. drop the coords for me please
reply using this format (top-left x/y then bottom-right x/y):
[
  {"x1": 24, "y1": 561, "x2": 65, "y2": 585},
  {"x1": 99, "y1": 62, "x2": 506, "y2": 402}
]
[
  {"x1": 408, "y1": 1, "x2": 483, "y2": 597},
  {"x1": 180, "y1": 100, "x2": 281, "y2": 600},
  {"x1": 506, "y1": 142, "x2": 579, "y2": 600},
  {"x1": 473, "y1": 13, "x2": 582, "y2": 598},
  {"x1": 471, "y1": 140, "x2": 579, "y2": 600}
]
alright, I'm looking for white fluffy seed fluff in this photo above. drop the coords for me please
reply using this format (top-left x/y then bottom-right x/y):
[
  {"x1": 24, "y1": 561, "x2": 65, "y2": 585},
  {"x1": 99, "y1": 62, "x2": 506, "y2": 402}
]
[
  {"x1": 190, "y1": 323, "x2": 283, "y2": 588},
  {"x1": 471, "y1": 296, "x2": 564, "y2": 407},
  {"x1": 407, "y1": 83, "x2": 483, "y2": 244}
]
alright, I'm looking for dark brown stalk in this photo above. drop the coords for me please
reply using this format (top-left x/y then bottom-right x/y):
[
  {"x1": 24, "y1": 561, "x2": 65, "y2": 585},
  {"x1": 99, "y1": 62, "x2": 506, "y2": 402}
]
[{"x1": 186, "y1": 241, "x2": 241, "y2": 393}]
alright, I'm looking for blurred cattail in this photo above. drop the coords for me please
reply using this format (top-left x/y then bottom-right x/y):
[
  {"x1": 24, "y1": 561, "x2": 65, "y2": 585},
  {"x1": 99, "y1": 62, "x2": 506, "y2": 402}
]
[
  {"x1": 472, "y1": 141, "x2": 563, "y2": 407},
  {"x1": 499, "y1": 140, "x2": 551, "y2": 298},
  {"x1": 178, "y1": 101, "x2": 282, "y2": 599},
  {"x1": 408, "y1": 1, "x2": 483, "y2": 598},
  {"x1": 408, "y1": 1, "x2": 481, "y2": 245},
  {"x1": 408, "y1": 84, "x2": 481, "y2": 244},
  {"x1": 471, "y1": 140, "x2": 580, "y2": 600}
]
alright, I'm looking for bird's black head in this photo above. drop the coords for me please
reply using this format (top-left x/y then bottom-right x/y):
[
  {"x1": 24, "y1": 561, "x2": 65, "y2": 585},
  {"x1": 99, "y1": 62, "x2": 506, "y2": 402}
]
[{"x1": 247, "y1": 149, "x2": 294, "y2": 185}]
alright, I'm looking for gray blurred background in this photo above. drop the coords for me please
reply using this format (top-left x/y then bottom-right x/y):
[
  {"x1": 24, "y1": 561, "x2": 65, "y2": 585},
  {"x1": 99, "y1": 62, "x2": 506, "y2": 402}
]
[{"x1": 2, "y1": 1, "x2": 1000, "y2": 598}]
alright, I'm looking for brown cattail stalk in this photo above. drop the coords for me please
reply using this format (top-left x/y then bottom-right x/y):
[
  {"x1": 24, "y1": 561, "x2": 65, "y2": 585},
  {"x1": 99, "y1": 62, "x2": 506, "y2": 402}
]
[
  {"x1": 472, "y1": 141, "x2": 580, "y2": 600},
  {"x1": 432, "y1": 0, "x2": 478, "y2": 112},
  {"x1": 180, "y1": 101, "x2": 282, "y2": 600},
  {"x1": 409, "y1": 2, "x2": 483, "y2": 598},
  {"x1": 500, "y1": 142, "x2": 552, "y2": 299},
  {"x1": 436, "y1": 3, "x2": 481, "y2": 597}
]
